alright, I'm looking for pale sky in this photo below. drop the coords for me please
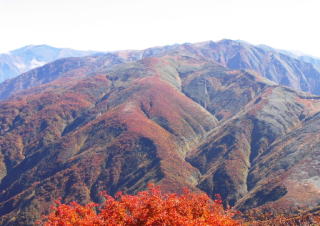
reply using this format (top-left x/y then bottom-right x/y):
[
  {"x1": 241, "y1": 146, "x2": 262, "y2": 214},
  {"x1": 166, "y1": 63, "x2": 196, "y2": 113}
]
[{"x1": 0, "y1": 0, "x2": 319, "y2": 56}]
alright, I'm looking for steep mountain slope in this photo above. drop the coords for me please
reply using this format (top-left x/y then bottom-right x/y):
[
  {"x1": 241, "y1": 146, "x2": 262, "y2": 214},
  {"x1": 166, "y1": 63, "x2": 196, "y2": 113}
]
[
  {"x1": 187, "y1": 86, "x2": 320, "y2": 210},
  {"x1": 0, "y1": 52, "x2": 320, "y2": 225},
  {"x1": 1, "y1": 43, "x2": 320, "y2": 225},
  {"x1": 298, "y1": 55, "x2": 320, "y2": 71},
  {"x1": 0, "y1": 45, "x2": 191, "y2": 100},
  {"x1": 0, "y1": 45, "x2": 97, "y2": 82},
  {"x1": 2, "y1": 39, "x2": 320, "y2": 101},
  {"x1": 116, "y1": 39, "x2": 320, "y2": 95},
  {"x1": 0, "y1": 56, "x2": 218, "y2": 225},
  {"x1": 0, "y1": 53, "x2": 125, "y2": 100},
  {"x1": 186, "y1": 40, "x2": 320, "y2": 94}
]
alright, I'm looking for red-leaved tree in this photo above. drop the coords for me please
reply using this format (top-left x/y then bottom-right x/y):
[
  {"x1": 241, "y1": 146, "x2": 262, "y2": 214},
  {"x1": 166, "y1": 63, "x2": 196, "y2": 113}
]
[{"x1": 42, "y1": 184, "x2": 240, "y2": 225}]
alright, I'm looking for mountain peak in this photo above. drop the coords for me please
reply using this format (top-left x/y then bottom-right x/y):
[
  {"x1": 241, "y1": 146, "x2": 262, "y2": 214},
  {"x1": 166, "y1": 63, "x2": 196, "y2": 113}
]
[
  {"x1": 1, "y1": 40, "x2": 320, "y2": 225},
  {"x1": 10, "y1": 44, "x2": 56, "y2": 53},
  {"x1": 0, "y1": 45, "x2": 99, "y2": 82}
]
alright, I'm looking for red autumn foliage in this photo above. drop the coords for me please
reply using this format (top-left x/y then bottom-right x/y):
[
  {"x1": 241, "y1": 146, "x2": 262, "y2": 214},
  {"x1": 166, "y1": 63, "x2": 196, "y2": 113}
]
[{"x1": 42, "y1": 184, "x2": 240, "y2": 226}]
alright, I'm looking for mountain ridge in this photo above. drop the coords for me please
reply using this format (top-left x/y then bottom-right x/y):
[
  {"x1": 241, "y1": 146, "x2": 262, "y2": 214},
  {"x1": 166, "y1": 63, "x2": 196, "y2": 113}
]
[
  {"x1": 1, "y1": 40, "x2": 320, "y2": 225},
  {"x1": 1, "y1": 39, "x2": 320, "y2": 101},
  {"x1": 0, "y1": 44, "x2": 98, "y2": 82}
]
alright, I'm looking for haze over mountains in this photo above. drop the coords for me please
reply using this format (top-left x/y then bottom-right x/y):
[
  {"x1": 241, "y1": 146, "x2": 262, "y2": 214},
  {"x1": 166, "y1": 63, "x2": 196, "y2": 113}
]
[
  {"x1": 0, "y1": 40, "x2": 320, "y2": 225},
  {"x1": 1, "y1": 40, "x2": 320, "y2": 102},
  {"x1": 0, "y1": 45, "x2": 97, "y2": 83}
]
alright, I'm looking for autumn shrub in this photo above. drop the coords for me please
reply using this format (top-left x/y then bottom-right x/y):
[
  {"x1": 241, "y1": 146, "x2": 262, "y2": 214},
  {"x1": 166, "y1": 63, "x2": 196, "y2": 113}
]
[{"x1": 42, "y1": 184, "x2": 240, "y2": 226}]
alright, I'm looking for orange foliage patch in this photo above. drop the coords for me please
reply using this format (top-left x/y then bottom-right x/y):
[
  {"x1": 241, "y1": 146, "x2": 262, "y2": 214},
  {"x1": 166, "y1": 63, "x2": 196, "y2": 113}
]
[{"x1": 42, "y1": 184, "x2": 239, "y2": 226}]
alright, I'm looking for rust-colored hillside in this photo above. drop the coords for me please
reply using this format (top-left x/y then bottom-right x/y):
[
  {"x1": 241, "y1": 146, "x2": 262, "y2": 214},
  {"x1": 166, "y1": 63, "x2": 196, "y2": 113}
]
[{"x1": 0, "y1": 43, "x2": 320, "y2": 225}]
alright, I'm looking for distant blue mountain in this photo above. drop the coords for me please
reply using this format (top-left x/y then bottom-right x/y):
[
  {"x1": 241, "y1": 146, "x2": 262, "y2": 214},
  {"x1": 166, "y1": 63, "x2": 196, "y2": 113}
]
[{"x1": 0, "y1": 45, "x2": 97, "y2": 82}]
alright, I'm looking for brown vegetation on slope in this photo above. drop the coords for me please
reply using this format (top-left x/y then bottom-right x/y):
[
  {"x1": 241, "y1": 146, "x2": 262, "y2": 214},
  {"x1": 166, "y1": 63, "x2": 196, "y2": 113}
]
[{"x1": 0, "y1": 49, "x2": 320, "y2": 225}]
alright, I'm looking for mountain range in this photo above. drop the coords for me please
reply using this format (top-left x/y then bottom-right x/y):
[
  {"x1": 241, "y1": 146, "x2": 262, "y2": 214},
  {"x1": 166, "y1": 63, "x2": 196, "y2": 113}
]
[
  {"x1": 0, "y1": 45, "x2": 97, "y2": 83},
  {"x1": 0, "y1": 40, "x2": 320, "y2": 225},
  {"x1": 1, "y1": 40, "x2": 320, "y2": 102}
]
